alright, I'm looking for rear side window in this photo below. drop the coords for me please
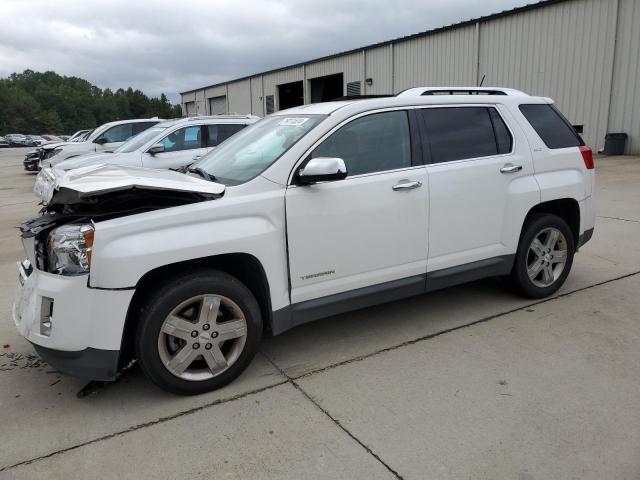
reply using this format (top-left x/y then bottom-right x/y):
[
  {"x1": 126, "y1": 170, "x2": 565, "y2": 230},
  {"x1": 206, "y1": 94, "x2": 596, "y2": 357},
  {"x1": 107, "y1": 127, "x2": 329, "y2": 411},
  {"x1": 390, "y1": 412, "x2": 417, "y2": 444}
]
[
  {"x1": 420, "y1": 107, "x2": 512, "y2": 163},
  {"x1": 488, "y1": 108, "x2": 512, "y2": 154},
  {"x1": 133, "y1": 121, "x2": 159, "y2": 134},
  {"x1": 207, "y1": 124, "x2": 246, "y2": 147},
  {"x1": 519, "y1": 104, "x2": 582, "y2": 149},
  {"x1": 102, "y1": 124, "x2": 134, "y2": 143}
]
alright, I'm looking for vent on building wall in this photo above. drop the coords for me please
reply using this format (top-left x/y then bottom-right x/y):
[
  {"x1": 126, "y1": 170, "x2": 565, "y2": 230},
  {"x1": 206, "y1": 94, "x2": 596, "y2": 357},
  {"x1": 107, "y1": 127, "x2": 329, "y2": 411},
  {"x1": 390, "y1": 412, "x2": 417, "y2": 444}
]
[
  {"x1": 346, "y1": 81, "x2": 362, "y2": 97},
  {"x1": 265, "y1": 95, "x2": 275, "y2": 114}
]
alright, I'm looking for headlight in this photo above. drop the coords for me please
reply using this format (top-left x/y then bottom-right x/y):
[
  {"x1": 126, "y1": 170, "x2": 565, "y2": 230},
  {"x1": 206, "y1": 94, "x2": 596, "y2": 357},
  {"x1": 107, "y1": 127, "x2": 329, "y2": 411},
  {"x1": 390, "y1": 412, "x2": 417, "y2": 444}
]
[
  {"x1": 33, "y1": 168, "x2": 57, "y2": 204},
  {"x1": 47, "y1": 223, "x2": 95, "y2": 275}
]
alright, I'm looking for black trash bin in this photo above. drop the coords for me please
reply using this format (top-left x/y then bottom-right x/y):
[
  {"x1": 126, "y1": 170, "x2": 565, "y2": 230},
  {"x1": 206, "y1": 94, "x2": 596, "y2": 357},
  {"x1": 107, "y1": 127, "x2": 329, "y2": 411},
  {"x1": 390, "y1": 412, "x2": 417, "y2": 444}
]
[{"x1": 603, "y1": 133, "x2": 628, "y2": 155}]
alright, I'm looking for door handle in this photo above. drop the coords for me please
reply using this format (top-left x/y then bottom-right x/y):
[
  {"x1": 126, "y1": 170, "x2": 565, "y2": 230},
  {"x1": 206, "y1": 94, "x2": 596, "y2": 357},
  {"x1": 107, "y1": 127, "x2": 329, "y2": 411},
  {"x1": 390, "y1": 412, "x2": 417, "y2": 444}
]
[
  {"x1": 192, "y1": 154, "x2": 203, "y2": 161},
  {"x1": 392, "y1": 180, "x2": 422, "y2": 191},
  {"x1": 500, "y1": 163, "x2": 523, "y2": 174}
]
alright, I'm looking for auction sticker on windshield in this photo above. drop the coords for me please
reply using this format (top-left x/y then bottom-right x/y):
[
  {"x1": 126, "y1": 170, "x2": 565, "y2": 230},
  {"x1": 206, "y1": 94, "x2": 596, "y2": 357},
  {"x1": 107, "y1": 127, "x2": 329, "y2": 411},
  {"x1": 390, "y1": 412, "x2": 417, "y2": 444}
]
[{"x1": 278, "y1": 117, "x2": 310, "y2": 127}]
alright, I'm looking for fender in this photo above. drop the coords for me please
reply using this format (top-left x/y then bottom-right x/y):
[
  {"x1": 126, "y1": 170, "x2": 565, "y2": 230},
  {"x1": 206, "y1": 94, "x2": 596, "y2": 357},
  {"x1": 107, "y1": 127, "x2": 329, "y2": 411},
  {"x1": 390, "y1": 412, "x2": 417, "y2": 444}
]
[{"x1": 89, "y1": 179, "x2": 291, "y2": 312}]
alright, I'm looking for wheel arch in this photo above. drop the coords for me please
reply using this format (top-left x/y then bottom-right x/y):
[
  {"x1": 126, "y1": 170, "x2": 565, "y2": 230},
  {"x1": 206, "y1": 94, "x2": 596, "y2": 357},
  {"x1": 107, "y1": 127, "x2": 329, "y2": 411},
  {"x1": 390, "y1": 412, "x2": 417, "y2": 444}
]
[
  {"x1": 119, "y1": 253, "x2": 273, "y2": 367},
  {"x1": 522, "y1": 198, "x2": 580, "y2": 248}
]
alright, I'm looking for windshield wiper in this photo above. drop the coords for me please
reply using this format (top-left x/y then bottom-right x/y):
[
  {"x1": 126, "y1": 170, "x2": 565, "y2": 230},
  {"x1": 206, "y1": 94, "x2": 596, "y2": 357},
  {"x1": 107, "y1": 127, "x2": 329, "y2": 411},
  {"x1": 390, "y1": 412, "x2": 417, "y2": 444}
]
[{"x1": 187, "y1": 166, "x2": 216, "y2": 182}]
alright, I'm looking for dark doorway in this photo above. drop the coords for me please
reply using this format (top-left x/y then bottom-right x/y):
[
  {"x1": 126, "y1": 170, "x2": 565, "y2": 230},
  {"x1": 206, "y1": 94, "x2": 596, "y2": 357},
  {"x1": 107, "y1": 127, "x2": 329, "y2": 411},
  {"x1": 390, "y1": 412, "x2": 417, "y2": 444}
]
[
  {"x1": 277, "y1": 81, "x2": 304, "y2": 110},
  {"x1": 310, "y1": 73, "x2": 344, "y2": 103}
]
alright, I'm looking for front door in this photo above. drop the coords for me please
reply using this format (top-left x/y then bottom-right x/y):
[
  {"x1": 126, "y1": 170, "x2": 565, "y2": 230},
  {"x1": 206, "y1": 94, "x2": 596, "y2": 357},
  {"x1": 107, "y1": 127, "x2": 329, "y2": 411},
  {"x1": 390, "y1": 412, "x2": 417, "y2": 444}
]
[
  {"x1": 142, "y1": 125, "x2": 207, "y2": 169},
  {"x1": 285, "y1": 110, "x2": 429, "y2": 304}
]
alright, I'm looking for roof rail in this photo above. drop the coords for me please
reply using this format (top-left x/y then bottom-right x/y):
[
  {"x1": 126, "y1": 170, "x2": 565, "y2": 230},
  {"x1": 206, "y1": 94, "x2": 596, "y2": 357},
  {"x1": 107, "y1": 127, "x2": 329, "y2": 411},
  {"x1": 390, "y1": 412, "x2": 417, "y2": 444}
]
[
  {"x1": 183, "y1": 114, "x2": 260, "y2": 121},
  {"x1": 397, "y1": 86, "x2": 529, "y2": 97}
]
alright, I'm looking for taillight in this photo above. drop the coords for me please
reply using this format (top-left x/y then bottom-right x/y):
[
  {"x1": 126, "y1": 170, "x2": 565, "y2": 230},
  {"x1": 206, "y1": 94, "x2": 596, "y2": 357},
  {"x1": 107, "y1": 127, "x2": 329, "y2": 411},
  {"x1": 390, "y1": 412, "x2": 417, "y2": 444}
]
[{"x1": 579, "y1": 146, "x2": 594, "y2": 169}]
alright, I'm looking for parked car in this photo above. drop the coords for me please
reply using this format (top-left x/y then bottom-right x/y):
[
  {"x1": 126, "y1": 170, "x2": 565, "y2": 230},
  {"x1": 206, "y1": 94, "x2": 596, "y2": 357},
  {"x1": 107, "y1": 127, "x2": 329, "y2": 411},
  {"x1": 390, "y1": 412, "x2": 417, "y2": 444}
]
[
  {"x1": 0, "y1": 136, "x2": 9, "y2": 148},
  {"x1": 23, "y1": 134, "x2": 86, "y2": 172},
  {"x1": 5, "y1": 134, "x2": 30, "y2": 146},
  {"x1": 54, "y1": 115, "x2": 259, "y2": 172},
  {"x1": 38, "y1": 118, "x2": 162, "y2": 168},
  {"x1": 67, "y1": 129, "x2": 91, "y2": 142},
  {"x1": 41, "y1": 134, "x2": 64, "y2": 143},
  {"x1": 15, "y1": 87, "x2": 595, "y2": 395},
  {"x1": 25, "y1": 135, "x2": 45, "y2": 146}
]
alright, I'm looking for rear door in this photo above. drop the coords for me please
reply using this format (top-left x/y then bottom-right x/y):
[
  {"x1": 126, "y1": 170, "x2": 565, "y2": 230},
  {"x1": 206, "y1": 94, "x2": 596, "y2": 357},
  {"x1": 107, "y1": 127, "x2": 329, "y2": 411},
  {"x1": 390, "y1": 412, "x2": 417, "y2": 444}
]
[
  {"x1": 420, "y1": 105, "x2": 539, "y2": 273},
  {"x1": 142, "y1": 125, "x2": 207, "y2": 169},
  {"x1": 285, "y1": 109, "x2": 429, "y2": 304}
]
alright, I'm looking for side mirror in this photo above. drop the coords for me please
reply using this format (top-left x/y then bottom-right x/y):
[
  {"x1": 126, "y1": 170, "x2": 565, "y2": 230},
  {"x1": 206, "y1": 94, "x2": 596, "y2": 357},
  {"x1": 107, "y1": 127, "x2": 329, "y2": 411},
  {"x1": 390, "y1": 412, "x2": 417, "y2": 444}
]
[
  {"x1": 147, "y1": 143, "x2": 165, "y2": 155},
  {"x1": 297, "y1": 157, "x2": 347, "y2": 185},
  {"x1": 94, "y1": 137, "x2": 108, "y2": 145}
]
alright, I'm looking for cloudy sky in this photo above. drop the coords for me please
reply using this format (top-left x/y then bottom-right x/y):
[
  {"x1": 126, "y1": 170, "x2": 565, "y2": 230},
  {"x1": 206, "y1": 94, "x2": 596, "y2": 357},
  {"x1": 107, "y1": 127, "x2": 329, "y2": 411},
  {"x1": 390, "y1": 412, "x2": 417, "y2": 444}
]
[{"x1": 0, "y1": 0, "x2": 528, "y2": 103}]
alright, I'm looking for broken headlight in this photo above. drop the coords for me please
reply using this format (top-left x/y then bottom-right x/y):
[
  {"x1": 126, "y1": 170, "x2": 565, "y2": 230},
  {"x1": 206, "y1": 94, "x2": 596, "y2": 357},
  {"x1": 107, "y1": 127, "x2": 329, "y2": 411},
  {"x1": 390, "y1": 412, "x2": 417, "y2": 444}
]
[
  {"x1": 47, "y1": 222, "x2": 95, "y2": 275},
  {"x1": 33, "y1": 167, "x2": 57, "y2": 205}
]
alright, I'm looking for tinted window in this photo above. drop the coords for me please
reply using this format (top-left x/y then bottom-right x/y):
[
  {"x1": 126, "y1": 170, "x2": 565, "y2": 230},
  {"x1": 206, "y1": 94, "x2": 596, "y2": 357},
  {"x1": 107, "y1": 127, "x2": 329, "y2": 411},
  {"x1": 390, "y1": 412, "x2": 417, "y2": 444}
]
[
  {"x1": 488, "y1": 108, "x2": 513, "y2": 154},
  {"x1": 519, "y1": 104, "x2": 582, "y2": 149},
  {"x1": 207, "y1": 124, "x2": 246, "y2": 147},
  {"x1": 159, "y1": 126, "x2": 202, "y2": 152},
  {"x1": 311, "y1": 110, "x2": 411, "y2": 176},
  {"x1": 102, "y1": 124, "x2": 134, "y2": 143},
  {"x1": 420, "y1": 107, "x2": 501, "y2": 163},
  {"x1": 133, "y1": 121, "x2": 158, "y2": 134}
]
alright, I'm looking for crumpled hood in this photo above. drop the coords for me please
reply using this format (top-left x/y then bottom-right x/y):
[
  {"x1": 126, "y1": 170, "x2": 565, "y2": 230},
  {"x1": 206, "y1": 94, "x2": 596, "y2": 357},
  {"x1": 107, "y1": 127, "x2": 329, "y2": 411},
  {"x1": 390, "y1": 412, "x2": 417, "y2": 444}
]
[
  {"x1": 40, "y1": 141, "x2": 71, "y2": 150},
  {"x1": 53, "y1": 152, "x2": 134, "y2": 171},
  {"x1": 34, "y1": 163, "x2": 225, "y2": 206}
]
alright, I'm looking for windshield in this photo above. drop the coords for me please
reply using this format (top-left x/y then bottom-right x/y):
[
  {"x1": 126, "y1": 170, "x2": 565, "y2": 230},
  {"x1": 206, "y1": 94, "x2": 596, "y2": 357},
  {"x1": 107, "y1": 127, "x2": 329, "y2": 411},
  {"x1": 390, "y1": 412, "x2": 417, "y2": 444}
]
[
  {"x1": 194, "y1": 115, "x2": 325, "y2": 185},
  {"x1": 77, "y1": 129, "x2": 94, "y2": 142},
  {"x1": 114, "y1": 127, "x2": 167, "y2": 153}
]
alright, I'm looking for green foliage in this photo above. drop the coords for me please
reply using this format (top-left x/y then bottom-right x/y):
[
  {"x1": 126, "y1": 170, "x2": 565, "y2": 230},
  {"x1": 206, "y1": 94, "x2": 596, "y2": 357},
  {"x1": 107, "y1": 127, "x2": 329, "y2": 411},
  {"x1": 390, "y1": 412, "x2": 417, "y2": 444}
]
[{"x1": 0, "y1": 70, "x2": 182, "y2": 134}]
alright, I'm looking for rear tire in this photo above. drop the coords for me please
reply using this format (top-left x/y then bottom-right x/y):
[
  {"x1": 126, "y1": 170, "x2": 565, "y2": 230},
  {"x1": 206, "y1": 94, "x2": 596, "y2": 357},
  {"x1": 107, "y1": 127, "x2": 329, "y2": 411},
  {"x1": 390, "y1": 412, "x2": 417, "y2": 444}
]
[
  {"x1": 135, "y1": 269, "x2": 263, "y2": 395},
  {"x1": 504, "y1": 213, "x2": 575, "y2": 298}
]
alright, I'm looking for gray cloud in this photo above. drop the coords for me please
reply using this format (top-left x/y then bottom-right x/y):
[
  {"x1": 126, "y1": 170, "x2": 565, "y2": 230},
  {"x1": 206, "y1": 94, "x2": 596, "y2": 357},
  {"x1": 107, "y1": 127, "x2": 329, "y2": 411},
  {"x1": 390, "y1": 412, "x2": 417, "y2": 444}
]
[{"x1": 0, "y1": 0, "x2": 527, "y2": 103}]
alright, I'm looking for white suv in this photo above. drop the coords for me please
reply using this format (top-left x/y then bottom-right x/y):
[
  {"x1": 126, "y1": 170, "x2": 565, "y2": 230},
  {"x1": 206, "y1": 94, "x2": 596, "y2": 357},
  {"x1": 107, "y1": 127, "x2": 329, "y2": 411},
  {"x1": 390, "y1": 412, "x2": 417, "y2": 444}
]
[
  {"x1": 14, "y1": 87, "x2": 595, "y2": 395},
  {"x1": 39, "y1": 118, "x2": 162, "y2": 168},
  {"x1": 52, "y1": 115, "x2": 259, "y2": 172}
]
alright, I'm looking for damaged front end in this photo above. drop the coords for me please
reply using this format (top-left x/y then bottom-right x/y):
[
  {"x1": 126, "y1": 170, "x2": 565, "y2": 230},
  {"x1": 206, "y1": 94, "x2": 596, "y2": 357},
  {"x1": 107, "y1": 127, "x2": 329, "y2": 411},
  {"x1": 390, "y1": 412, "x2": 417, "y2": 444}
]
[
  {"x1": 23, "y1": 164, "x2": 225, "y2": 272},
  {"x1": 33, "y1": 164, "x2": 224, "y2": 217}
]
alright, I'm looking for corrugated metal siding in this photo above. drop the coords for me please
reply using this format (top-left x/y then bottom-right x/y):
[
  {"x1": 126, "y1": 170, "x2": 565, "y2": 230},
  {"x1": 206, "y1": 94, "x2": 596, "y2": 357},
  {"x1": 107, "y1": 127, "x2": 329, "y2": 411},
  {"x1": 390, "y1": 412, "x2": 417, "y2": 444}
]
[
  {"x1": 251, "y1": 76, "x2": 263, "y2": 116},
  {"x1": 227, "y1": 79, "x2": 251, "y2": 114},
  {"x1": 608, "y1": 0, "x2": 640, "y2": 153},
  {"x1": 393, "y1": 25, "x2": 477, "y2": 92},
  {"x1": 263, "y1": 67, "x2": 304, "y2": 110},
  {"x1": 203, "y1": 85, "x2": 225, "y2": 114},
  {"x1": 204, "y1": 85, "x2": 225, "y2": 98},
  {"x1": 364, "y1": 46, "x2": 392, "y2": 95},
  {"x1": 181, "y1": 0, "x2": 639, "y2": 152},
  {"x1": 306, "y1": 52, "x2": 363, "y2": 94},
  {"x1": 194, "y1": 89, "x2": 207, "y2": 115},
  {"x1": 479, "y1": 0, "x2": 618, "y2": 150}
]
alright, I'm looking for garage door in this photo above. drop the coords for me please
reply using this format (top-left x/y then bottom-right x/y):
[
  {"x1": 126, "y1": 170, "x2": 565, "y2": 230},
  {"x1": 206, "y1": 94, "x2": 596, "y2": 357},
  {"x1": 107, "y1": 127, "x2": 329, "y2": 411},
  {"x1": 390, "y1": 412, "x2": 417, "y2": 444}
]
[{"x1": 208, "y1": 96, "x2": 227, "y2": 115}]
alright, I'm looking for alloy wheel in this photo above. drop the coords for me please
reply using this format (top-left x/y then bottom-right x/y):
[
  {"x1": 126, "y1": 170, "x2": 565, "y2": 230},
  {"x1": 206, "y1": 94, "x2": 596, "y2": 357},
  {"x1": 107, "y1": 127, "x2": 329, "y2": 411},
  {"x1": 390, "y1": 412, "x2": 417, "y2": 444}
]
[
  {"x1": 157, "y1": 294, "x2": 248, "y2": 381},
  {"x1": 526, "y1": 227, "x2": 568, "y2": 288}
]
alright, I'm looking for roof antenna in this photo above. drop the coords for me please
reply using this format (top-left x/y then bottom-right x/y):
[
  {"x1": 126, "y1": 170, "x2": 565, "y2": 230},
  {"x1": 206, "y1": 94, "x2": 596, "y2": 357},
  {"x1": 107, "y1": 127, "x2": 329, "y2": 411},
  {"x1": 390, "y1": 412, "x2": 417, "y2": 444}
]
[{"x1": 478, "y1": 74, "x2": 486, "y2": 87}]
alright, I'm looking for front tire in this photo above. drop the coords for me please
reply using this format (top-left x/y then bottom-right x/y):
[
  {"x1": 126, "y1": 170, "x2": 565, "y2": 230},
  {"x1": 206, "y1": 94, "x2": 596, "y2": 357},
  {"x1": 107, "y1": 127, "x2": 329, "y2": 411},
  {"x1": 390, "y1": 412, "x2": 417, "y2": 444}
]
[
  {"x1": 504, "y1": 213, "x2": 575, "y2": 298},
  {"x1": 135, "y1": 270, "x2": 263, "y2": 395}
]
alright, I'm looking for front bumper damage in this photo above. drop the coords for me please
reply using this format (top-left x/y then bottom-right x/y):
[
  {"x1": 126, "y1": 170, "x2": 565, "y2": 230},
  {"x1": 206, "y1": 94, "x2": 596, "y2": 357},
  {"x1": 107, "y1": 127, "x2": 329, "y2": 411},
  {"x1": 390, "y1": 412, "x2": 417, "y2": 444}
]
[{"x1": 12, "y1": 235, "x2": 134, "y2": 381}]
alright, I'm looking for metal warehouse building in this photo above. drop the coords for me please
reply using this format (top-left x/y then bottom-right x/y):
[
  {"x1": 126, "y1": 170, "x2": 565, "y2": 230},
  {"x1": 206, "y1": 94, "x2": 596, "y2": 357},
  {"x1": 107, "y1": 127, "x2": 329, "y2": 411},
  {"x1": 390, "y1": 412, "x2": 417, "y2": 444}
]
[{"x1": 181, "y1": 0, "x2": 640, "y2": 153}]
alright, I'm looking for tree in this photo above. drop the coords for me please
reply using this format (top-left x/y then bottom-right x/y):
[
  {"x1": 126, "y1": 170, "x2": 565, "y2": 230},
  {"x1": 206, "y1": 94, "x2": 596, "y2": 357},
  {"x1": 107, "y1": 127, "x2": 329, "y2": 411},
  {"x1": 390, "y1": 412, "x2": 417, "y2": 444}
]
[{"x1": 0, "y1": 70, "x2": 182, "y2": 134}]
